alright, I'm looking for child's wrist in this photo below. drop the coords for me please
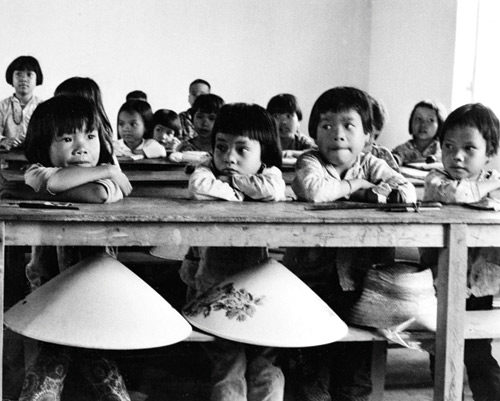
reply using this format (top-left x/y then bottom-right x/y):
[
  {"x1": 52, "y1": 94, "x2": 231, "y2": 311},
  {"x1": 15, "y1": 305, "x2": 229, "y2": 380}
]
[{"x1": 345, "y1": 179, "x2": 353, "y2": 198}]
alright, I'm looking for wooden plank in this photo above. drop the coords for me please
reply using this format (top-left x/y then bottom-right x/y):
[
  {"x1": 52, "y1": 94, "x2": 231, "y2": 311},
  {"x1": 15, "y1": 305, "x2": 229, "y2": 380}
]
[
  {"x1": 464, "y1": 310, "x2": 500, "y2": 339},
  {"x1": 4, "y1": 221, "x2": 444, "y2": 247},
  {"x1": 434, "y1": 224, "x2": 468, "y2": 401},
  {"x1": 467, "y1": 225, "x2": 500, "y2": 247},
  {"x1": 0, "y1": 221, "x2": 4, "y2": 401}
]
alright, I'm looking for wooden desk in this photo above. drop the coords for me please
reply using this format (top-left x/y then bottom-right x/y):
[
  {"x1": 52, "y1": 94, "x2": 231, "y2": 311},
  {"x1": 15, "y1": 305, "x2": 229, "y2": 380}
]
[{"x1": 1, "y1": 199, "x2": 494, "y2": 400}]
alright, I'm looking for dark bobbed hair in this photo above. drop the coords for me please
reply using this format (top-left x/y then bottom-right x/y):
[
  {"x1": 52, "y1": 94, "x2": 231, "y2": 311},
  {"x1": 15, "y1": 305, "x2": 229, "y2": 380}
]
[
  {"x1": 192, "y1": 94, "x2": 225, "y2": 115},
  {"x1": 212, "y1": 103, "x2": 282, "y2": 169},
  {"x1": 54, "y1": 77, "x2": 113, "y2": 141},
  {"x1": 6, "y1": 55, "x2": 43, "y2": 85},
  {"x1": 368, "y1": 95, "x2": 387, "y2": 132},
  {"x1": 266, "y1": 93, "x2": 303, "y2": 121},
  {"x1": 439, "y1": 103, "x2": 500, "y2": 157},
  {"x1": 152, "y1": 109, "x2": 182, "y2": 138},
  {"x1": 117, "y1": 100, "x2": 154, "y2": 139},
  {"x1": 25, "y1": 95, "x2": 114, "y2": 167},
  {"x1": 189, "y1": 79, "x2": 211, "y2": 91},
  {"x1": 408, "y1": 100, "x2": 447, "y2": 137},
  {"x1": 308, "y1": 87, "x2": 373, "y2": 139},
  {"x1": 126, "y1": 90, "x2": 148, "y2": 102}
]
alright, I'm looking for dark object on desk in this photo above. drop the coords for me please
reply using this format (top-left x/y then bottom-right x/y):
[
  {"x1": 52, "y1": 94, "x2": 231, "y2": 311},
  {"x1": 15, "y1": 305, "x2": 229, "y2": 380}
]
[
  {"x1": 305, "y1": 201, "x2": 441, "y2": 212},
  {"x1": 11, "y1": 201, "x2": 79, "y2": 210}
]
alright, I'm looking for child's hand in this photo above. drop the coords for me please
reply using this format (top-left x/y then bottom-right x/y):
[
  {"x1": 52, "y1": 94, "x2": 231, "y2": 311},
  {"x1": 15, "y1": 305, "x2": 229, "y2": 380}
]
[
  {"x1": 108, "y1": 165, "x2": 133, "y2": 196},
  {"x1": 0, "y1": 137, "x2": 22, "y2": 150}
]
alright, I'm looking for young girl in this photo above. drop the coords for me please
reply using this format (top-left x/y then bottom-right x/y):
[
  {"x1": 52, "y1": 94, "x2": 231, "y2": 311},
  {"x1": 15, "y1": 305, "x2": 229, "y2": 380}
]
[
  {"x1": 175, "y1": 93, "x2": 224, "y2": 153},
  {"x1": 180, "y1": 103, "x2": 285, "y2": 401},
  {"x1": 114, "y1": 100, "x2": 166, "y2": 159},
  {"x1": 54, "y1": 76, "x2": 115, "y2": 141},
  {"x1": 152, "y1": 109, "x2": 182, "y2": 152},
  {"x1": 392, "y1": 100, "x2": 446, "y2": 166},
  {"x1": 285, "y1": 87, "x2": 416, "y2": 401},
  {"x1": 266, "y1": 93, "x2": 316, "y2": 158},
  {"x1": 19, "y1": 95, "x2": 132, "y2": 401},
  {"x1": 0, "y1": 55, "x2": 43, "y2": 150}
]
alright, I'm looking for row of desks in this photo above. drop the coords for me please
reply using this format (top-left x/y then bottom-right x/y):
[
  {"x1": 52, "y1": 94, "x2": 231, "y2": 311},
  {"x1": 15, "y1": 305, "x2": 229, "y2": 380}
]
[{"x1": 0, "y1": 198, "x2": 499, "y2": 400}]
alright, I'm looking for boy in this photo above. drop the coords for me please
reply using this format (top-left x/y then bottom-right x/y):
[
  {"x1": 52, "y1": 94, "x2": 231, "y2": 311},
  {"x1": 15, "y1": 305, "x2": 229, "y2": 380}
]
[
  {"x1": 179, "y1": 78, "x2": 211, "y2": 140},
  {"x1": 422, "y1": 103, "x2": 500, "y2": 401},
  {"x1": 286, "y1": 87, "x2": 416, "y2": 401}
]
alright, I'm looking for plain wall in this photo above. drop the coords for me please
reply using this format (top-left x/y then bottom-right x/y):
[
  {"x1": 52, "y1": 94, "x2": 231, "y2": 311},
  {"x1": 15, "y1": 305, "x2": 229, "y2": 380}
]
[{"x1": 0, "y1": 0, "x2": 371, "y2": 135}]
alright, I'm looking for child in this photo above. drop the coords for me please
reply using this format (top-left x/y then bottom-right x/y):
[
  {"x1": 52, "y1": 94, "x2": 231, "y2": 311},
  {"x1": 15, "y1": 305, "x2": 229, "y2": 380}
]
[
  {"x1": 421, "y1": 103, "x2": 500, "y2": 400},
  {"x1": 364, "y1": 95, "x2": 400, "y2": 171},
  {"x1": 126, "y1": 89, "x2": 148, "y2": 102},
  {"x1": 114, "y1": 99, "x2": 166, "y2": 159},
  {"x1": 180, "y1": 103, "x2": 286, "y2": 401},
  {"x1": 266, "y1": 93, "x2": 316, "y2": 158},
  {"x1": 0, "y1": 55, "x2": 43, "y2": 150},
  {"x1": 179, "y1": 78, "x2": 211, "y2": 140},
  {"x1": 152, "y1": 109, "x2": 182, "y2": 151},
  {"x1": 54, "y1": 76, "x2": 115, "y2": 141},
  {"x1": 20, "y1": 95, "x2": 132, "y2": 401},
  {"x1": 392, "y1": 100, "x2": 446, "y2": 166},
  {"x1": 176, "y1": 93, "x2": 224, "y2": 153},
  {"x1": 285, "y1": 86, "x2": 416, "y2": 401}
]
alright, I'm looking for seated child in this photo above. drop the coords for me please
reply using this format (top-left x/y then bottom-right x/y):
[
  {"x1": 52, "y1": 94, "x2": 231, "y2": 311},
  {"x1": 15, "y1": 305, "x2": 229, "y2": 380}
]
[
  {"x1": 152, "y1": 109, "x2": 182, "y2": 151},
  {"x1": 421, "y1": 103, "x2": 500, "y2": 401},
  {"x1": 175, "y1": 93, "x2": 224, "y2": 153},
  {"x1": 364, "y1": 95, "x2": 400, "y2": 171},
  {"x1": 180, "y1": 103, "x2": 285, "y2": 401},
  {"x1": 114, "y1": 99, "x2": 166, "y2": 159},
  {"x1": 266, "y1": 93, "x2": 316, "y2": 158},
  {"x1": 0, "y1": 55, "x2": 44, "y2": 150},
  {"x1": 285, "y1": 86, "x2": 416, "y2": 401},
  {"x1": 392, "y1": 100, "x2": 446, "y2": 166},
  {"x1": 20, "y1": 95, "x2": 132, "y2": 401},
  {"x1": 179, "y1": 78, "x2": 211, "y2": 140}
]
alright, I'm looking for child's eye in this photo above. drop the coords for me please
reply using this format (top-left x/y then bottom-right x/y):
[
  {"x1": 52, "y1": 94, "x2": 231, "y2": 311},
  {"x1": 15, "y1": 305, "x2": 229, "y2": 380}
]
[
  {"x1": 63, "y1": 137, "x2": 73, "y2": 143},
  {"x1": 321, "y1": 123, "x2": 332, "y2": 130},
  {"x1": 87, "y1": 133, "x2": 96, "y2": 140}
]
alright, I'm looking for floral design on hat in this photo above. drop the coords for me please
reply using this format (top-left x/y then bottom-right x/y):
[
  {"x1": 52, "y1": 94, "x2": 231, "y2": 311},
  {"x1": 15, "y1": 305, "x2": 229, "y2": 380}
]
[{"x1": 184, "y1": 283, "x2": 265, "y2": 322}]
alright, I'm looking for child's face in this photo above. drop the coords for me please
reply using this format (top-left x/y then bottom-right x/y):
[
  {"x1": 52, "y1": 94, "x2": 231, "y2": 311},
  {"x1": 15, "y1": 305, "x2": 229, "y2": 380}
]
[
  {"x1": 316, "y1": 109, "x2": 369, "y2": 173},
  {"x1": 188, "y1": 83, "x2": 210, "y2": 106},
  {"x1": 12, "y1": 69, "x2": 37, "y2": 97},
  {"x1": 442, "y1": 125, "x2": 490, "y2": 180},
  {"x1": 273, "y1": 112, "x2": 299, "y2": 139},
  {"x1": 411, "y1": 106, "x2": 438, "y2": 142},
  {"x1": 49, "y1": 127, "x2": 100, "y2": 168},
  {"x1": 193, "y1": 111, "x2": 216, "y2": 139},
  {"x1": 153, "y1": 124, "x2": 175, "y2": 145},
  {"x1": 213, "y1": 132, "x2": 262, "y2": 176},
  {"x1": 118, "y1": 111, "x2": 145, "y2": 150}
]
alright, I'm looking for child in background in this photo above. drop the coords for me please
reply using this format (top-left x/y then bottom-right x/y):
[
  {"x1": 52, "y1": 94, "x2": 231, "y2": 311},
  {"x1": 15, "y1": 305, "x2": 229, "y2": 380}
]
[
  {"x1": 126, "y1": 90, "x2": 148, "y2": 102},
  {"x1": 180, "y1": 103, "x2": 285, "y2": 401},
  {"x1": 19, "y1": 95, "x2": 132, "y2": 401},
  {"x1": 364, "y1": 95, "x2": 400, "y2": 171},
  {"x1": 176, "y1": 94, "x2": 224, "y2": 153},
  {"x1": 152, "y1": 109, "x2": 182, "y2": 152},
  {"x1": 421, "y1": 103, "x2": 500, "y2": 401},
  {"x1": 0, "y1": 55, "x2": 43, "y2": 150},
  {"x1": 179, "y1": 78, "x2": 211, "y2": 140},
  {"x1": 54, "y1": 76, "x2": 115, "y2": 141},
  {"x1": 266, "y1": 93, "x2": 316, "y2": 158},
  {"x1": 285, "y1": 87, "x2": 416, "y2": 401},
  {"x1": 392, "y1": 100, "x2": 446, "y2": 166},
  {"x1": 114, "y1": 99, "x2": 166, "y2": 159}
]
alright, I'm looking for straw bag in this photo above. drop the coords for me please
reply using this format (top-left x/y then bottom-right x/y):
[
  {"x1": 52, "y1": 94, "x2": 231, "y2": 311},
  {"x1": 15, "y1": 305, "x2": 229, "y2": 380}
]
[{"x1": 348, "y1": 261, "x2": 437, "y2": 331}]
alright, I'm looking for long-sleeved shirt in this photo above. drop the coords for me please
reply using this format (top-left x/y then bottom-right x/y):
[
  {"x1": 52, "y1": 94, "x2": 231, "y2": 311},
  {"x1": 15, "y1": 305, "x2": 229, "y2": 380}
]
[
  {"x1": 113, "y1": 138, "x2": 166, "y2": 159},
  {"x1": 180, "y1": 160, "x2": 286, "y2": 294},
  {"x1": 292, "y1": 150, "x2": 416, "y2": 203},
  {"x1": 0, "y1": 94, "x2": 42, "y2": 147},
  {"x1": 392, "y1": 138, "x2": 441, "y2": 166},
  {"x1": 422, "y1": 168, "x2": 500, "y2": 297}
]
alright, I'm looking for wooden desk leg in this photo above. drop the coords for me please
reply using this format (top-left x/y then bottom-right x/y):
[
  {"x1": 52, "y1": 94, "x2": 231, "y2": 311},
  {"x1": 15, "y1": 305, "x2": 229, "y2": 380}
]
[
  {"x1": 434, "y1": 224, "x2": 467, "y2": 401},
  {"x1": 0, "y1": 221, "x2": 5, "y2": 401}
]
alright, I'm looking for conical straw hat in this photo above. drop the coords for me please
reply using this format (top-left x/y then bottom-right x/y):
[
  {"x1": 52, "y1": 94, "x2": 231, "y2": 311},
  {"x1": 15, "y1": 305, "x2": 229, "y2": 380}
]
[
  {"x1": 183, "y1": 258, "x2": 348, "y2": 347},
  {"x1": 348, "y1": 261, "x2": 437, "y2": 331},
  {"x1": 5, "y1": 254, "x2": 192, "y2": 349}
]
